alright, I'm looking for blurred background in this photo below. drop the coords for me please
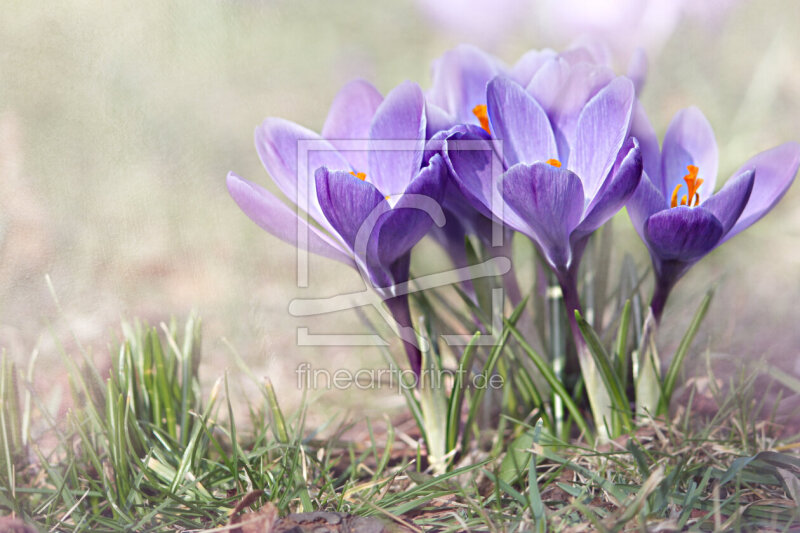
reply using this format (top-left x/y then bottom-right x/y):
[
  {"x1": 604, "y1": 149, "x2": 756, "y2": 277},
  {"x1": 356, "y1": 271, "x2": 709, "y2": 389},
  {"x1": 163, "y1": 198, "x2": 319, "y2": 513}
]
[{"x1": 1, "y1": 0, "x2": 798, "y2": 423}]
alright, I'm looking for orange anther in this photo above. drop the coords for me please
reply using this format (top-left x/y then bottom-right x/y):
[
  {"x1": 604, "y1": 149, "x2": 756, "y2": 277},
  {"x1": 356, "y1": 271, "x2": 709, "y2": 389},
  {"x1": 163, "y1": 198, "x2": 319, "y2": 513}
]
[
  {"x1": 349, "y1": 171, "x2": 367, "y2": 181},
  {"x1": 671, "y1": 165, "x2": 704, "y2": 208},
  {"x1": 671, "y1": 184, "x2": 682, "y2": 208},
  {"x1": 472, "y1": 105, "x2": 491, "y2": 135}
]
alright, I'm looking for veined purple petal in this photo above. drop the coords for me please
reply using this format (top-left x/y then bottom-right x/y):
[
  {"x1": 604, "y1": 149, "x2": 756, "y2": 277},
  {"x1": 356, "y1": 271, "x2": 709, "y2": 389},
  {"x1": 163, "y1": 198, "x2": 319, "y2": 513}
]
[
  {"x1": 422, "y1": 128, "x2": 449, "y2": 167},
  {"x1": 626, "y1": 171, "x2": 666, "y2": 243},
  {"x1": 525, "y1": 57, "x2": 570, "y2": 120},
  {"x1": 701, "y1": 170, "x2": 754, "y2": 235},
  {"x1": 510, "y1": 48, "x2": 556, "y2": 87},
  {"x1": 376, "y1": 154, "x2": 447, "y2": 267},
  {"x1": 547, "y1": 62, "x2": 615, "y2": 157},
  {"x1": 722, "y1": 142, "x2": 800, "y2": 242},
  {"x1": 255, "y1": 118, "x2": 350, "y2": 233},
  {"x1": 486, "y1": 76, "x2": 558, "y2": 167},
  {"x1": 500, "y1": 162, "x2": 585, "y2": 268},
  {"x1": 425, "y1": 102, "x2": 455, "y2": 139},
  {"x1": 321, "y1": 79, "x2": 383, "y2": 171},
  {"x1": 630, "y1": 100, "x2": 661, "y2": 184},
  {"x1": 315, "y1": 167, "x2": 387, "y2": 255},
  {"x1": 570, "y1": 77, "x2": 635, "y2": 201},
  {"x1": 226, "y1": 172, "x2": 355, "y2": 268},
  {"x1": 660, "y1": 107, "x2": 719, "y2": 202},
  {"x1": 428, "y1": 44, "x2": 505, "y2": 124},
  {"x1": 444, "y1": 126, "x2": 533, "y2": 231},
  {"x1": 368, "y1": 81, "x2": 426, "y2": 195},
  {"x1": 575, "y1": 138, "x2": 642, "y2": 237},
  {"x1": 645, "y1": 206, "x2": 723, "y2": 263}
]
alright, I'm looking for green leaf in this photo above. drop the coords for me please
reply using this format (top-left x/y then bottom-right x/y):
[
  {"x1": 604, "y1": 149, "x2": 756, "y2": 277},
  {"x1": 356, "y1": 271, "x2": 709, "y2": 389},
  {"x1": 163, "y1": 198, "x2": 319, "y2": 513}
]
[
  {"x1": 659, "y1": 290, "x2": 713, "y2": 415},
  {"x1": 264, "y1": 378, "x2": 289, "y2": 445},
  {"x1": 445, "y1": 332, "x2": 480, "y2": 455},
  {"x1": 498, "y1": 427, "x2": 534, "y2": 484},
  {"x1": 527, "y1": 421, "x2": 547, "y2": 532},
  {"x1": 461, "y1": 296, "x2": 529, "y2": 453},
  {"x1": 614, "y1": 300, "x2": 632, "y2": 385},
  {"x1": 506, "y1": 322, "x2": 593, "y2": 445},
  {"x1": 574, "y1": 310, "x2": 633, "y2": 435},
  {"x1": 719, "y1": 451, "x2": 800, "y2": 487}
]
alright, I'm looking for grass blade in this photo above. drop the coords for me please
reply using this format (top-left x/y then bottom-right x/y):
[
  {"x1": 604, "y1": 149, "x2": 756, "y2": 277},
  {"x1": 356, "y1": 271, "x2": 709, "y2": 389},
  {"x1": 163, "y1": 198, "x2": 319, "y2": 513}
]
[{"x1": 659, "y1": 290, "x2": 713, "y2": 415}]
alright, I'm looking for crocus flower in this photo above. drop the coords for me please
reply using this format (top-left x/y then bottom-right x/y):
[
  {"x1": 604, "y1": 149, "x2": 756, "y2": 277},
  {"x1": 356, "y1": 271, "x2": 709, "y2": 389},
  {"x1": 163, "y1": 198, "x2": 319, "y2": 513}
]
[
  {"x1": 444, "y1": 74, "x2": 642, "y2": 278},
  {"x1": 627, "y1": 106, "x2": 800, "y2": 321},
  {"x1": 424, "y1": 44, "x2": 642, "y2": 304},
  {"x1": 425, "y1": 42, "x2": 639, "y2": 139},
  {"x1": 439, "y1": 72, "x2": 642, "y2": 429},
  {"x1": 227, "y1": 79, "x2": 446, "y2": 375}
]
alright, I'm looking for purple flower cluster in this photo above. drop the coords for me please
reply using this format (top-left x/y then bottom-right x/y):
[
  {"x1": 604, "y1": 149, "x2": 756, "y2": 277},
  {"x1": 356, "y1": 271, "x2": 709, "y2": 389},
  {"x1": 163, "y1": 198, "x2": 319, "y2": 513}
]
[{"x1": 227, "y1": 43, "x2": 799, "y2": 374}]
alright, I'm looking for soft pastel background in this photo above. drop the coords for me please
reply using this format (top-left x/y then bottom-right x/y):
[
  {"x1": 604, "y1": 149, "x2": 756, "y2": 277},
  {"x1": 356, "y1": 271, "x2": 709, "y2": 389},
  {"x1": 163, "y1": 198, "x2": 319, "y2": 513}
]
[{"x1": 1, "y1": 0, "x2": 798, "y2": 422}]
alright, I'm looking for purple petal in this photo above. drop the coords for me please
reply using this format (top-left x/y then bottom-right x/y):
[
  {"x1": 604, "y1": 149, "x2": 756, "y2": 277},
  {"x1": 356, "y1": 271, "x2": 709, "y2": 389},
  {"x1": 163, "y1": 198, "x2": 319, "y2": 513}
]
[
  {"x1": 510, "y1": 48, "x2": 556, "y2": 87},
  {"x1": 427, "y1": 44, "x2": 505, "y2": 124},
  {"x1": 645, "y1": 206, "x2": 723, "y2": 263},
  {"x1": 376, "y1": 154, "x2": 447, "y2": 266},
  {"x1": 321, "y1": 79, "x2": 383, "y2": 171},
  {"x1": 560, "y1": 43, "x2": 604, "y2": 66},
  {"x1": 525, "y1": 57, "x2": 570, "y2": 120},
  {"x1": 575, "y1": 138, "x2": 643, "y2": 236},
  {"x1": 660, "y1": 107, "x2": 719, "y2": 202},
  {"x1": 226, "y1": 172, "x2": 354, "y2": 267},
  {"x1": 255, "y1": 118, "x2": 350, "y2": 233},
  {"x1": 626, "y1": 171, "x2": 667, "y2": 243},
  {"x1": 500, "y1": 162, "x2": 585, "y2": 268},
  {"x1": 701, "y1": 170, "x2": 754, "y2": 236},
  {"x1": 486, "y1": 76, "x2": 558, "y2": 167},
  {"x1": 563, "y1": 39, "x2": 613, "y2": 66},
  {"x1": 425, "y1": 102, "x2": 455, "y2": 139},
  {"x1": 630, "y1": 100, "x2": 661, "y2": 184},
  {"x1": 547, "y1": 62, "x2": 615, "y2": 157},
  {"x1": 722, "y1": 142, "x2": 800, "y2": 241},
  {"x1": 367, "y1": 81, "x2": 426, "y2": 196},
  {"x1": 570, "y1": 77, "x2": 635, "y2": 201},
  {"x1": 526, "y1": 56, "x2": 614, "y2": 159},
  {"x1": 422, "y1": 128, "x2": 449, "y2": 167},
  {"x1": 315, "y1": 167, "x2": 387, "y2": 254},
  {"x1": 444, "y1": 125, "x2": 531, "y2": 230}
]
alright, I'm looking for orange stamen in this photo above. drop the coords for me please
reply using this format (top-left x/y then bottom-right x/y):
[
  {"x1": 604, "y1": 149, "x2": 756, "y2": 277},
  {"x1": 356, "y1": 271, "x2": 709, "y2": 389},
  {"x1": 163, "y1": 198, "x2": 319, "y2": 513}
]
[
  {"x1": 349, "y1": 171, "x2": 367, "y2": 181},
  {"x1": 670, "y1": 165, "x2": 704, "y2": 208},
  {"x1": 546, "y1": 159, "x2": 562, "y2": 168},
  {"x1": 682, "y1": 165, "x2": 703, "y2": 206},
  {"x1": 472, "y1": 105, "x2": 491, "y2": 135},
  {"x1": 670, "y1": 184, "x2": 682, "y2": 208}
]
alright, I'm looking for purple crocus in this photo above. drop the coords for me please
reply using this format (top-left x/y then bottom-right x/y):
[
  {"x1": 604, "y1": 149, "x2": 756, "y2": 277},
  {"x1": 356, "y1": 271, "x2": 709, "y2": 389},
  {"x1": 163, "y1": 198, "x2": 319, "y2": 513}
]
[
  {"x1": 442, "y1": 72, "x2": 643, "y2": 425},
  {"x1": 444, "y1": 74, "x2": 642, "y2": 281},
  {"x1": 424, "y1": 43, "x2": 640, "y2": 304},
  {"x1": 627, "y1": 106, "x2": 800, "y2": 321},
  {"x1": 227, "y1": 79, "x2": 446, "y2": 375}
]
